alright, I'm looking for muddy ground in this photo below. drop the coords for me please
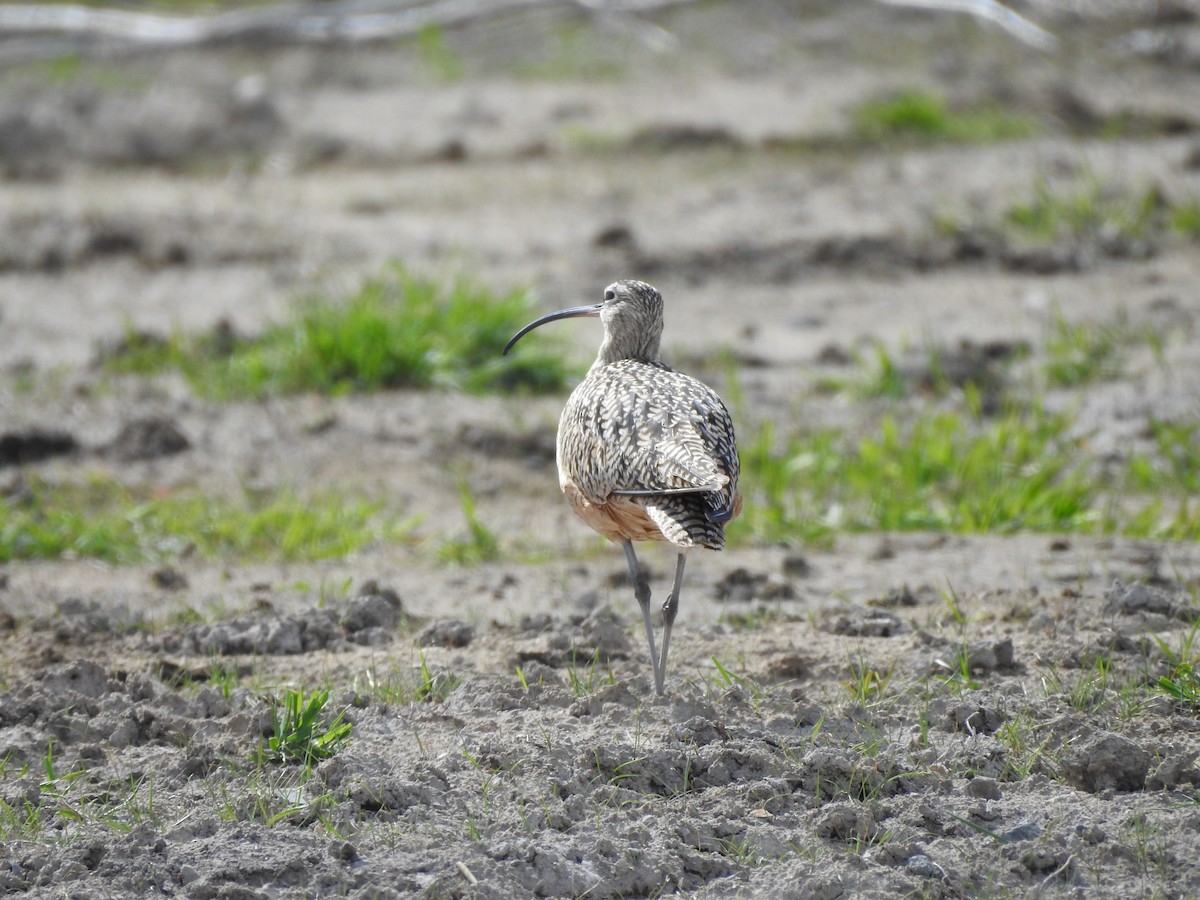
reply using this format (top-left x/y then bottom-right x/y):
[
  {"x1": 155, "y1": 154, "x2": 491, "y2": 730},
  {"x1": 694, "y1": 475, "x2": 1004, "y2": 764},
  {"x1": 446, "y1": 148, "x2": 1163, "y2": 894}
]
[{"x1": 3, "y1": 1, "x2": 1200, "y2": 897}]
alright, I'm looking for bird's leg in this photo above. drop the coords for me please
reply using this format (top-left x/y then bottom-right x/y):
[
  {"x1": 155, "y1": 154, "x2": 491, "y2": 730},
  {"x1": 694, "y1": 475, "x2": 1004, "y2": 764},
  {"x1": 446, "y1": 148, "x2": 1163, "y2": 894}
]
[
  {"x1": 622, "y1": 539, "x2": 661, "y2": 694},
  {"x1": 658, "y1": 552, "x2": 688, "y2": 696}
]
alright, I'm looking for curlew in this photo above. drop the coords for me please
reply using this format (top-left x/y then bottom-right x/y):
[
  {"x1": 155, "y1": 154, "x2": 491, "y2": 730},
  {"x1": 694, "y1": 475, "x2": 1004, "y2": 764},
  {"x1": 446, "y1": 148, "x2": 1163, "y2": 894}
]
[{"x1": 503, "y1": 279, "x2": 741, "y2": 695}]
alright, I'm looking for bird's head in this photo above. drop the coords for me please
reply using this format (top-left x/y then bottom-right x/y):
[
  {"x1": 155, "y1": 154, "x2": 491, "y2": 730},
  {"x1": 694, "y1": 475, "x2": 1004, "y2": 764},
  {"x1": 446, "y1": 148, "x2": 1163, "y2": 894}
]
[
  {"x1": 597, "y1": 280, "x2": 663, "y2": 359},
  {"x1": 503, "y1": 279, "x2": 665, "y2": 366}
]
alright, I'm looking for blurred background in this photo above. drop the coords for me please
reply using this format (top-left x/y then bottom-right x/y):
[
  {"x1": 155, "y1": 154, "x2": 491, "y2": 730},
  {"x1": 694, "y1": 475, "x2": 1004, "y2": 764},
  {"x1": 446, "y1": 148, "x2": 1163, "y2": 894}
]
[{"x1": 1, "y1": 0, "x2": 1199, "y2": 614}]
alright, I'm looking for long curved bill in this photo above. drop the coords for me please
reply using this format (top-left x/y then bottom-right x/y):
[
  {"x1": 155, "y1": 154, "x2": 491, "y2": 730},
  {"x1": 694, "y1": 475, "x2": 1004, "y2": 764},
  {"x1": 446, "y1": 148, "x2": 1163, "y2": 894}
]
[{"x1": 502, "y1": 303, "x2": 602, "y2": 355}]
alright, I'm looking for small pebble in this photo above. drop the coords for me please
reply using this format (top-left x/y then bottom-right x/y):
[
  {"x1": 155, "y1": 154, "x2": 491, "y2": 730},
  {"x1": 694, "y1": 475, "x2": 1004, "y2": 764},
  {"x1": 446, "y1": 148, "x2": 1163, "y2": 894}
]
[
  {"x1": 965, "y1": 777, "x2": 1002, "y2": 800},
  {"x1": 906, "y1": 854, "x2": 945, "y2": 878},
  {"x1": 1002, "y1": 821, "x2": 1043, "y2": 843}
]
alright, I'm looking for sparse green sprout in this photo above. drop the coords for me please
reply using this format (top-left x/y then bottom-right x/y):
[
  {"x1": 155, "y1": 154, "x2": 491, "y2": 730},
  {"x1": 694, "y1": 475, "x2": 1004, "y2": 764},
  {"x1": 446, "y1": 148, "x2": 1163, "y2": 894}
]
[
  {"x1": 353, "y1": 651, "x2": 460, "y2": 705},
  {"x1": 933, "y1": 646, "x2": 980, "y2": 693},
  {"x1": 1005, "y1": 179, "x2": 1199, "y2": 245},
  {"x1": 843, "y1": 658, "x2": 894, "y2": 704},
  {"x1": 511, "y1": 23, "x2": 626, "y2": 81},
  {"x1": 260, "y1": 688, "x2": 351, "y2": 768},
  {"x1": 414, "y1": 650, "x2": 461, "y2": 703},
  {"x1": 437, "y1": 481, "x2": 501, "y2": 564},
  {"x1": 1126, "y1": 813, "x2": 1173, "y2": 882},
  {"x1": 416, "y1": 23, "x2": 464, "y2": 82},
  {"x1": 940, "y1": 582, "x2": 967, "y2": 628},
  {"x1": 38, "y1": 53, "x2": 83, "y2": 81},
  {"x1": 719, "y1": 836, "x2": 764, "y2": 867},
  {"x1": 710, "y1": 656, "x2": 766, "y2": 702},
  {"x1": 208, "y1": 663, "x2": 242, "y2": 699},
  {"x1": 860, "y1": 342, "x2": 906, "y2": 399},
  {"x1": 995, "y1": 715, "x2": 1054, "y2": 779},
  {"x1": 944, "y1": 811, "x2": 1010, "y2": 844},
  {"x1": 566, "y1": 648, "x2": 614, "y2": 698},
  {"x1": 515, "y1": 666, "x2": 531, "y2": 692},
  {"x1": 1064, "y1": 655, "x2": 1115, "y2": 714},
  {"x1": 42, "y1": 739, "x2": 59, "y2": 786},
  {"x1": 0, "y1": 792, "x2": 42, "y2": 842},
  {"x1": 1007, "y1": 179, "x2": 1136, "y2": 240},
  {"x1": 719, "y1": 605, "x2": 788, "y2": 633},
  {"x1": 37, "y1": 739, "x2": 91, "y2": 828}
]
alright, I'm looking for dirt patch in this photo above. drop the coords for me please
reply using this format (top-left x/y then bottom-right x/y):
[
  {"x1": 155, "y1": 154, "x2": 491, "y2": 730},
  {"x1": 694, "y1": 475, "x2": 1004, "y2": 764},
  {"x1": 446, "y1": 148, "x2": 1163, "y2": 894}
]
[{"x1": 4, "y1": 572, "x2": 1200, "y2": 897}]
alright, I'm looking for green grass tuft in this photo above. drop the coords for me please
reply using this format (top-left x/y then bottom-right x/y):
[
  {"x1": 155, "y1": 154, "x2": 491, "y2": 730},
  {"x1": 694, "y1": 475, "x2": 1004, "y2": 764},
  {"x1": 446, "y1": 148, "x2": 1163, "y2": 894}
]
[
  {"x1": 843, "y1": 658, "x2": 895, "y2": 705},
  {"x1": 258, "y1": 688, "x2": 351, "y2": 769},
  {"x1": 743, "y1": 405, "x2": 1095, "y2": 543},
  {"x1": 105, "y1": 267, "x2": 575, "y2": 400},
  {"x1": 741, "y1": 403, "x2": 1200, "y2": 546},
  {"x1": 1005, "y1": 179, "x2": 1199, "y2": 244},
  {"x1": 510, "y1": 23, "x2": 626, "y2": 81},
  {"x1": 852, "y1": 90, "x2": 1040, "y2": 145},
  {"x1": 1126, "y1": 420, "x2": 1200, "y2": 493},
  {"x1": 0, "y1": 475, "x2": 413, "y2": 564},
  {"x1": 416, "y1": 23, "x2": 465, "y2": 82},
  {"x1": 1042, "y1": 309, "x2": 1124, "y2": 387},
  {"x1": 1152, "y1": 620, "x2": 1200, "y2": 709},
  {"x1": 1171, "y1": 200, "x2": 1200, "y2": 237},
  {"x1": 1159, "y1": 663, "x2": 1200, "y2": 708}
]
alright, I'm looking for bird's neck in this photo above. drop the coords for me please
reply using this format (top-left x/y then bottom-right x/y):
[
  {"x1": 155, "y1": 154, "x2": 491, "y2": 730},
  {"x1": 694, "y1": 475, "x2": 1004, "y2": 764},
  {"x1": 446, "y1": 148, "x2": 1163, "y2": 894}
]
[{"x1": 591, "y1": 335, "x2": 663, "y2": 373}]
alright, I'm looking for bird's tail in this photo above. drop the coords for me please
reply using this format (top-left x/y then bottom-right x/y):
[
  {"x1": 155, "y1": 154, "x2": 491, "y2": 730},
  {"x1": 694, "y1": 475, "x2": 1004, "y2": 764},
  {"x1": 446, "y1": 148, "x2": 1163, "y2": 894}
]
[{"x1": 706, "y1": 490, "x2": 742, "y2": 525}]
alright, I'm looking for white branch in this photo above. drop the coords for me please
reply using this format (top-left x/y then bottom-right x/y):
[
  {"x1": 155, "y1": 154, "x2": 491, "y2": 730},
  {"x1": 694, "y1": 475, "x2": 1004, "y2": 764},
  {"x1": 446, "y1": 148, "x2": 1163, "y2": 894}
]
[
  {"x1": 875, "y1": 0, "x2": 1059, "y2": 50},
  {"x1": 0, "y1": 0, "x2": 1057, "y2": 56}
]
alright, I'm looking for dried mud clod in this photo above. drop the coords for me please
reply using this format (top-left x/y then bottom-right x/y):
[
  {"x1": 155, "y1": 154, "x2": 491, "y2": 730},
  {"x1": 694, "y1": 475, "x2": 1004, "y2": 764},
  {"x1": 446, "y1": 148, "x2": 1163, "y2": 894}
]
[
  {"x1": 1105, "y1": 579, "x2": 1199, "y2": 624},
  {"x1": 150, "y1": 566, "x2": 188, "y2": 591},
  {"x1": 715, "y1": 567, "x2": 796, "y2": 603},
  {"x1": 342, "y1": 580, "x2": 406, "y2": 640},
  {"x1": 417, "y1": 618, "x2": 475, "y2": 648},
  {"x1": 942, "y1": 702, "x2": 1006, "y2": 735},
  {"x1": 0, "y1": 210, "x2": 291, "y2": 273},
  {"x1": 106, "y1": 416, "x2": 190, "y2": 462},
  {"x1": 0, "y1": 429, "x2": 77, "y2": 467},
  {"x1": 454, "y1": 423, "x2": 556, "y2": 467},
  {"x1": 512, "y1": 605, "x2": 633, "y2": 668},
  {"x1": 0, "y1": 81, "x2": 283, "y2": 180},
  {"x1": 824, "y1": 605, "x2": 907, "y2": 637},
  {"x1": 156, "y1": 580, "x2": 409, "y2": 656},
  {"x1": 1061, "y1": 731, "x2": 1153, "y2": 794}
]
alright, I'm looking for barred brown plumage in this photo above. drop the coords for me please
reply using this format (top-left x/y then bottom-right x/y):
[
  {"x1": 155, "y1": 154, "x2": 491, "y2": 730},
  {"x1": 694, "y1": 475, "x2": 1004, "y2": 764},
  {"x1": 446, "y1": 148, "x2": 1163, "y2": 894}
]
[{"x1": 503, "y1": 279, "x2": 741, "y2": 695}]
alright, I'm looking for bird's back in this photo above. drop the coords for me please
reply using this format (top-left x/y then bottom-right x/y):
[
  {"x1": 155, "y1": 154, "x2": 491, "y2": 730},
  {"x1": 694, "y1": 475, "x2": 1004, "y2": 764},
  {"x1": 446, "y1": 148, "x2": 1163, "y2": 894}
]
[{"x1": 556, "y1": 358, "x2": 740, "y2": 550}]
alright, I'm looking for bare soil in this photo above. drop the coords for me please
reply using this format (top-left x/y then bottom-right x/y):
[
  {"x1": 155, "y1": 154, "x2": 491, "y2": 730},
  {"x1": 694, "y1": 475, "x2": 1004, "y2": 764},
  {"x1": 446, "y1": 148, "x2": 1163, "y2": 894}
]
[{"x1": 3, "y1": 2, "x2": 1200, "y2": 897}]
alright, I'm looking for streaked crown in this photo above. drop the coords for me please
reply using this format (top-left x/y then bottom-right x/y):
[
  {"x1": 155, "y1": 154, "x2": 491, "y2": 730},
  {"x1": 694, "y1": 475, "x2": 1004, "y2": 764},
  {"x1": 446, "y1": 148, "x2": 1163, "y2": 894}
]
[{"x1": 596, "y1": 279, "x2": 664, "y2": 366}]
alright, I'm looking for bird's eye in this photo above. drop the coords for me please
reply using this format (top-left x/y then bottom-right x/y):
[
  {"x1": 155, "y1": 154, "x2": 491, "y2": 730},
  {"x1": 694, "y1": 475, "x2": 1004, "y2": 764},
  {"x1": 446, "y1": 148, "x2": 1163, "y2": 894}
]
[{"x1": 604, "y1": 289, "x2": 616, "y2": 302}]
